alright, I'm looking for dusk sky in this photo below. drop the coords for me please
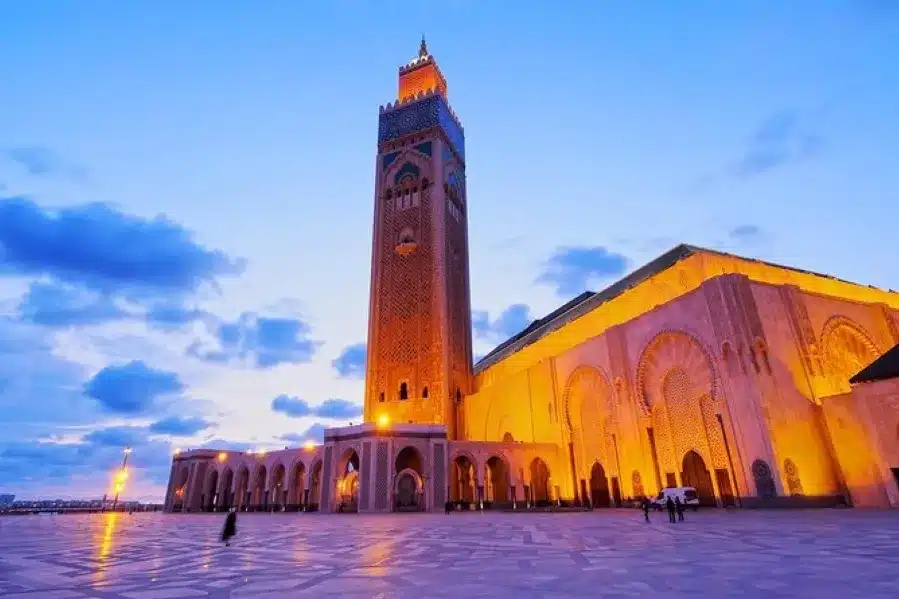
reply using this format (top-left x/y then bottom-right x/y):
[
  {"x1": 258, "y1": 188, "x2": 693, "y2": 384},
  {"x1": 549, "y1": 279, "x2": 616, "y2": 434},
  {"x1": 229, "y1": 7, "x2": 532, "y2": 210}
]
[{"x1": 1, "y1": 1, "x2": 897, "y2": 501}]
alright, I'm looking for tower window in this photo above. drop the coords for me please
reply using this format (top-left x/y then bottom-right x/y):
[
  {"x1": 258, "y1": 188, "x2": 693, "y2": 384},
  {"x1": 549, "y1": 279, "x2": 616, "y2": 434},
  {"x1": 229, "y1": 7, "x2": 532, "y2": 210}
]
[
  {"x1": 455, "y1": 389, "x2": 462, "y2": 403},
  {"x1": 379, "y1": 392, "x2": 385, "y2": 403},
  {"x1": 399, "y1": 382, "x2": 408, "y2": 401},
  {"x1": 422, "y1": 386, "x2": 429, "y2": 399}
]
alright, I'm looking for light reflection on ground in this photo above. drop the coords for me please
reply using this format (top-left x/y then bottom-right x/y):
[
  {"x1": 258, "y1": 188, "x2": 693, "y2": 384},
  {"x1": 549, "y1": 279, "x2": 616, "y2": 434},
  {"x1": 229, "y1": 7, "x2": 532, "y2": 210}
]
[{"x1": 0, "y1": 510, "x2": 897, "y2": 598}]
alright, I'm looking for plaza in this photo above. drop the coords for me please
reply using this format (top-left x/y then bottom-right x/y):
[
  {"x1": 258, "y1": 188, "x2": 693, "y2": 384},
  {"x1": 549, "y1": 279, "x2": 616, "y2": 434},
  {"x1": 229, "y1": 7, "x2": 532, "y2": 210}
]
[{"x1": 1, "y1": 510, "x2": 898, "y2": 598}]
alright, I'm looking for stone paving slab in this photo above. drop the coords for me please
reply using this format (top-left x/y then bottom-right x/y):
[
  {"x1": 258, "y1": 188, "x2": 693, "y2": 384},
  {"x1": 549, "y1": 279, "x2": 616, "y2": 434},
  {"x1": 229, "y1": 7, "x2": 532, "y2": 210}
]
[{"x1": 0, "y1": 510, "x2": 897, "y2": 598}]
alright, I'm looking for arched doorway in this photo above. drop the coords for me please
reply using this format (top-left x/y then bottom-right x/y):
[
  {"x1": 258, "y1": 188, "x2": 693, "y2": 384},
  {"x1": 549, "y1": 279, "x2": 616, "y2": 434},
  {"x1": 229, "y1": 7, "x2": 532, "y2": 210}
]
[
  {"x1": 289, "y1": 462, "x2": 306, "y2": 509},
  {"x1": 752, "y1": 459, "x2": 777, "y2": 500},
  {"x1": 172, "y1": 466, "x2": 190, "y2": 512},
  {"x1": 529, "y1": 458, "x2": 551, "y2": 504},
  {"x1": 270, "y1": 463, "x2": 286, "y2": 511},
  {"x1": 308, "y1": 461, "x2": 323, "y2": 510},
  {"x1": 485, "y1": 456, "x2": 510, "y2": 504},
  {"x1": 203, "y1": 469, "x2": 219, "y2": 511},
  {"x1": 451, "y1": 455, "x2": 477, "y2": 503},
  {"x1": 235, "y1": 467, "x2": 250, "y2": 510},
  {"x1": 336, "y1": 449, "x2": 361, "y2": 513},
  {"x1": 395, "y1": 446, "x2": 424, "y2": 511},
  {"x1": 251, "y1": 465, "x2": 267, "y2": 511},
  {"x1": 681, "y1": 451, "x2": 715, "y2": 506},
  {"x1": 218, "y1": 468, "x2": 234, "y2": 510},
  {"x1": 590, "y1": 462, "x2": 611, "y2": 508}
]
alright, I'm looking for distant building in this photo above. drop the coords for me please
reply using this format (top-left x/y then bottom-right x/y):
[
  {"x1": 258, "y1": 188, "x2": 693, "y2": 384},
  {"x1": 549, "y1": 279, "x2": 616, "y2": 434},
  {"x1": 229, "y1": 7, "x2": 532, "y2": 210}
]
[{"x1": 0, "y1": 494, "x2": 15, "y2": 507}]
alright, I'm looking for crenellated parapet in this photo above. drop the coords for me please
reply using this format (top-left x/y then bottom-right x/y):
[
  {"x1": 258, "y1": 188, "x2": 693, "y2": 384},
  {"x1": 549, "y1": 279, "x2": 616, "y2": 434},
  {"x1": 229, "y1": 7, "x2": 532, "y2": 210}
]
[{"x1": 378, "y1": 89, "x2": 466, "y2": 161}]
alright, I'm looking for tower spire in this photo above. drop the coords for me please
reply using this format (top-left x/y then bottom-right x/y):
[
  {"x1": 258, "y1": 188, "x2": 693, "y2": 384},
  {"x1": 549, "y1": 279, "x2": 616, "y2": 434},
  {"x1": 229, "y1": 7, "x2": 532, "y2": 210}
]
[{"x1": 419, "y1": 34, "x2": 428, "y2": 58}]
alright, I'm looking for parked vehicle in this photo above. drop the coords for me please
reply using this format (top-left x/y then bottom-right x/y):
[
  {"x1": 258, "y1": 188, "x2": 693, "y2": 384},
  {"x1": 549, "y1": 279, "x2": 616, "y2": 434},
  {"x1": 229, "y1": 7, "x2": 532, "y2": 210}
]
[{"x1": 650, "y1": 487, "x2": 700, "y2": 511}]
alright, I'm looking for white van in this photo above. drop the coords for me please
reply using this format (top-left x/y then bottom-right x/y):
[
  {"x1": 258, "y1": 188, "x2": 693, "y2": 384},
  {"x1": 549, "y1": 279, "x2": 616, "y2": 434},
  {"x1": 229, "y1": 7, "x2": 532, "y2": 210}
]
[{"x1": 650, "y1": 487, "x2": 700, "y2": 511}]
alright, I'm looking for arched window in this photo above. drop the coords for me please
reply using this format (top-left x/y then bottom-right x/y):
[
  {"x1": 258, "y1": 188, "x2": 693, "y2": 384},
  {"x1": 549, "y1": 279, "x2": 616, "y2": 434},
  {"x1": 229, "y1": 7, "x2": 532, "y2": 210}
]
[
  {"x1": 379, "y1": 392, "x2": 385, "y2": 403},
  {"x1": 422, "y1": 386, "x2": 429, "y2": 399},
  {"x1": 455, "y1": 388, "x2": 462, "y2": 403},
  {"x1": 399, "y1": 382, "x2": 408, "y2": 401}
]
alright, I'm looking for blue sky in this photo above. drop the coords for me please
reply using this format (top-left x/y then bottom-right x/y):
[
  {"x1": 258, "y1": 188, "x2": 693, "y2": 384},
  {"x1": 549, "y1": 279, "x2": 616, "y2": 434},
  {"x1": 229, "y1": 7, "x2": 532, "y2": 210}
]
[{"x1": 1, "y1": 1, "x2": 897, "y2": 501}]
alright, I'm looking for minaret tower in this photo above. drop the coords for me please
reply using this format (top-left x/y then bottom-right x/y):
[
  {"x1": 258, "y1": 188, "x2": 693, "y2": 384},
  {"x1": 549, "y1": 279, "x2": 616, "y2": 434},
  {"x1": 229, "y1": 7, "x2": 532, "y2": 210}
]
[{"x1": 363, "y1": 39, "x2": 473, "y2": 439}]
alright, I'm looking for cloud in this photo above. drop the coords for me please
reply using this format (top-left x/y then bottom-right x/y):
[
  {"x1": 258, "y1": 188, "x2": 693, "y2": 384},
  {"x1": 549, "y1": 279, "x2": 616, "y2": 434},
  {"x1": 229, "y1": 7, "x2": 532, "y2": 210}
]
[
  {"x1": 198, "y1": 438, "x2": 252, "y2": 452},
  {"x1": 144, "y1": 304, "x2": 210, "y2": 330},
  {"x1": 17, "y1": 281, "x2": 127, "y2": 327},
  {"x1": 331, "y1": 343, "x2": 366, "y2": 379},
  {"x1": 472, "y1": 303, "x2": 532, "y2": 342},
  {"x1": 0, "y1": 316, "x2": 92, "y2": 433},
  {"x1": 188, "y1": 312, "x2": 322, "y2": 368},
  {"x1": 148, "y1": 416, "x2": 213, "y2": 436},
  {"x1": 83, "y1": 361, "x2": 184, "y2": 415},
  {"x1": 314, "y1": 398, "x2": 363, "y2": 420},
  {"x1": 280, "y1": 423, "x2": 327, "y2": 444},
  {"x1": 82, "y1": 425, "x2": 149, "y2": 448},
  {"x1": 271, "y1": 394, "x2": 363, "y2": 420},
  {"x1": 1, "y1": 424, "x2": 175, "y2": 492},
  {"x1": 729, "y1": 224, "x2": 761, "y2": 242},
  {"x1": 0, "y1": 196, "x2": 243, "y2": 298},
  {"x1": 270, "y1": 394, "x2": 312, "y2": 418},
  {"x1": 4, "y1": 146, "x2": 88, "y2": 181},
  {"x1": 537, "y1": 246, "x2": 628, "y2": 296},
  {"x1": 732, "y1": 110, "x2": 823, "y2": 179}
]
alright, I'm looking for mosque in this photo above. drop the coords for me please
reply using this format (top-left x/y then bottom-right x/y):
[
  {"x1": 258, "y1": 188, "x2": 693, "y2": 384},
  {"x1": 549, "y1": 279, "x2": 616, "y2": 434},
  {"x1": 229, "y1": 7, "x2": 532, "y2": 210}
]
[{"x1": 165, "y1": 41, "x2": 899, "y2": 513}]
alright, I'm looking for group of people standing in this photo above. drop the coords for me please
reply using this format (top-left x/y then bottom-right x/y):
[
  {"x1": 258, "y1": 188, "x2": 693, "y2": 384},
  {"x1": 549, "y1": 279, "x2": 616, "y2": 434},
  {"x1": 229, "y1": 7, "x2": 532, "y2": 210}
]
[{"x1": 641, "y1": 496, "x2": 686, "y2": 524}]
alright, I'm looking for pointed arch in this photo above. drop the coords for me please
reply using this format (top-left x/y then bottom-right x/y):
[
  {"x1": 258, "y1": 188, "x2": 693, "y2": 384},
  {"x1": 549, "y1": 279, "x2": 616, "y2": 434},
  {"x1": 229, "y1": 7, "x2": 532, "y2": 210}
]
[
  {"x1": 562, "y1": 365, "x2": 615, "y2": 484},
  {"x1": 820, "y1": 316, "x2": 882, "y2": 390}
]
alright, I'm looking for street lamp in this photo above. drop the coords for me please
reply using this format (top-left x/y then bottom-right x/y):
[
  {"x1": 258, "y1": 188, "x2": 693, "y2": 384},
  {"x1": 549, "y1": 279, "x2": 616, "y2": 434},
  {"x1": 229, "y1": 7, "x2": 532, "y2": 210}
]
[{"x1": 112, "y1": 447, "x2": 132, "y2": 511}]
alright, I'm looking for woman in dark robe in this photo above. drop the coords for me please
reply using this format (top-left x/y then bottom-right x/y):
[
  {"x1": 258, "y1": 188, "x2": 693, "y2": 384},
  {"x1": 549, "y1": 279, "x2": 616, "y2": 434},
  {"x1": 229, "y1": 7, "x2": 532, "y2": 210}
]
[{"x1": 221, "y1": 509, "x2": 237, "y2": 546}]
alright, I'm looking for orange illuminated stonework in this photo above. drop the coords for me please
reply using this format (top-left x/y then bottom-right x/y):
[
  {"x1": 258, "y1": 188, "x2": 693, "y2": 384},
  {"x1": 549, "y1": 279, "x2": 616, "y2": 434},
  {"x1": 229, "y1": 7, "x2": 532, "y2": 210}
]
[{"x1": 398, "y1": 38, "x2": 448, "y2": 101}]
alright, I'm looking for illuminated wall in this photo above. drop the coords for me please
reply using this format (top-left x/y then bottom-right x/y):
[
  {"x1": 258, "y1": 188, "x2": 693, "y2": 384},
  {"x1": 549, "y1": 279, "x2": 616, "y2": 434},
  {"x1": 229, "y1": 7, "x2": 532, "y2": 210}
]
[
  {"x1": 398, "y1": 59, "x2": 448, "y2": 101},
  {"x1": 466, "y1": 251, "x2": 899, "y2": 504}
]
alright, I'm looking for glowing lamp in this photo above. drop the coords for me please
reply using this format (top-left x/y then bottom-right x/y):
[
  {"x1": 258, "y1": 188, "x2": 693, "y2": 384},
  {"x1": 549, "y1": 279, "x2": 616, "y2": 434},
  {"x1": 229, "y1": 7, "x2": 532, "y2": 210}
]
[
  {"x1": 123, "y1": 447, "x2": 133, "y2": 455},
  {"x1": 303, "y1": 440, "x2": 315, "y2": 451},
  {"x1": 116, "y1": 469, "x2": 128, "y2": 483},
  {"x1": 173, "y1": 448, "x2": 182, "y2": 456},
  {"x1": 217, "y1": 452, "x2": 227, "y2": 463},
  {"x1": 257, "y1": 450, "x2": 267, "y2": 457},
  {"x1": 377, "y1": 414, "x2": 390, "y2": 428}
]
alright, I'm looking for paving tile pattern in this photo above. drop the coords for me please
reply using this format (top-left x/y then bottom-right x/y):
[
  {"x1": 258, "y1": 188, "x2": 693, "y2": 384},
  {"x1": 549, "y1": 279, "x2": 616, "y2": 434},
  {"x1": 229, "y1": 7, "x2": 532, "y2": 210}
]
[{"x1": 1, "y1": 510, "x2": 897, "y2": 598}]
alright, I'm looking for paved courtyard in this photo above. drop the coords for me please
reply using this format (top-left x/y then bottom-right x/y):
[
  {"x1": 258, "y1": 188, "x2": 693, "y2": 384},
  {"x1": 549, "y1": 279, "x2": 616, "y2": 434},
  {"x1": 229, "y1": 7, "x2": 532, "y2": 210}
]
[{"x1": 0, "y1": 510, "x2": 897, "y2": 598}]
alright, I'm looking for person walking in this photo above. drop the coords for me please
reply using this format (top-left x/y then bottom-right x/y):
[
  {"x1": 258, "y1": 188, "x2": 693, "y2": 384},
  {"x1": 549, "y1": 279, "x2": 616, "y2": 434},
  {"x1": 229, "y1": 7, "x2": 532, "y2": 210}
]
[
  {"x1": 641, "y1": 497, "x2": 651, "y2": 523},
  {"x1": 221, "y1": 509, "x2": 237, "y2": 547},
  {"x1": 665, "y1": 496, "x2": 676, "y2": 524},
  {"x1": 675, "y1": 497, "x2": 685, "y2": 522}
]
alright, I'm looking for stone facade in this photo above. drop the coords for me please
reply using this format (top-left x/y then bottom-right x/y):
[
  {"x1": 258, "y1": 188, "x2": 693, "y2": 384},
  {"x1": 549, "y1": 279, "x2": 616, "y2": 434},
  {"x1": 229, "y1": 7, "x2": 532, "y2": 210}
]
[{"x1": 164, "y1": 43, "x2": 899, "y2": 513}]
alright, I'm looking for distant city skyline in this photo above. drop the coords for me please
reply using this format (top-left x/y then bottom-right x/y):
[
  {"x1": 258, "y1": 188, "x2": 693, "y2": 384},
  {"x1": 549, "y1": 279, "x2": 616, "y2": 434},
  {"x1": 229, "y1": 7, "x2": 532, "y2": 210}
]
[{"x1": 1, "y1": 2, "x2": 898, "y2": 501}]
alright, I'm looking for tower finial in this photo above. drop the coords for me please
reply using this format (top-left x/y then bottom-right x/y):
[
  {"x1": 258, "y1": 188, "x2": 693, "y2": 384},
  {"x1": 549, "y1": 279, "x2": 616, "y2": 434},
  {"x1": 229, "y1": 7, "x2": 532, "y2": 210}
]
[{"x1": 419, "y1": 35, "x2": 428, "y2": 58}]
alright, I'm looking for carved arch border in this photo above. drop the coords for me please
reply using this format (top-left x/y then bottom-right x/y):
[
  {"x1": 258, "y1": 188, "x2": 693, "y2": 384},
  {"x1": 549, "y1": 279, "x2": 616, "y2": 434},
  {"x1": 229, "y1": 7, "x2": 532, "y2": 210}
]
[
  {"x1": 634, "y1": 329, "x2": 721, "y2": 416},
  {"x1": 819, "y1": 315, "x2": 882, "y2": 360},
  {"x1": 561, "y1": 364, "x2": 615, "y2": 435}
]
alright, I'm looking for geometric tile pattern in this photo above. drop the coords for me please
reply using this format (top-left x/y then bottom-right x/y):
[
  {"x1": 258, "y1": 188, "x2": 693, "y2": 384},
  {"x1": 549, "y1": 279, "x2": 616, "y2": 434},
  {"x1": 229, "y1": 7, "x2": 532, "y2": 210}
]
[{"x1": 1, "y1": 511, "x2": 898, "y2": 598}]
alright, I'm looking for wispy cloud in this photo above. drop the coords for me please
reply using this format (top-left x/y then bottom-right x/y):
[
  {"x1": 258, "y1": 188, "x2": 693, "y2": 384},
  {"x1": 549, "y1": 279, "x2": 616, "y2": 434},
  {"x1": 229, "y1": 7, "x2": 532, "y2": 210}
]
[
  {"x1": 472, "y1": 304, "x2": 532, "y2": 343},
  {"x1": 536, "y1": 246, "x2": 628, "y2": 296},
  {"x1": 4, "y1": 146, "x2": 88, "y2": 182},
  {"x1": 331, "y1": 342, "x2": 366, "y2": 379},
  {"x1": 732, "y1": 110, "x2": 823, "y2": 179}
]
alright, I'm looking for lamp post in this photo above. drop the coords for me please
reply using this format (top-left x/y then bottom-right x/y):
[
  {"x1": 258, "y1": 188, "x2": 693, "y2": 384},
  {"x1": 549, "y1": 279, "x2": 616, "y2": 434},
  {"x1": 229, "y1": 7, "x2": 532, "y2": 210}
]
[{"x1": 112, "y1": 447, "x2": 132, "y2": 511}]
